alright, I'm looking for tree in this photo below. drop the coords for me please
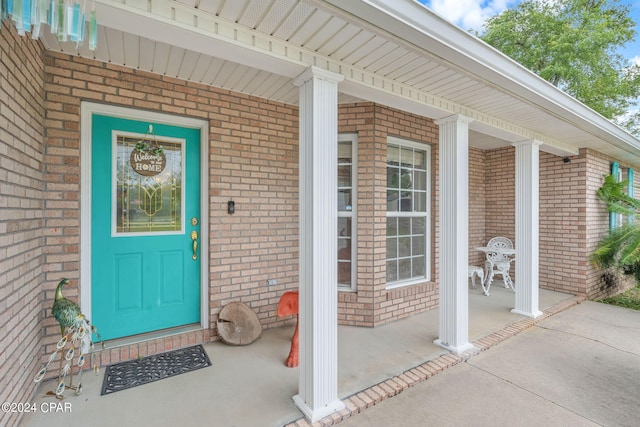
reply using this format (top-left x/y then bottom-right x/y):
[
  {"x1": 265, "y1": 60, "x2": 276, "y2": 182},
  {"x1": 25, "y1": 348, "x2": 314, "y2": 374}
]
[
  {"x1": 479, "y1": 0, "x2": 640, "y2": 135},
  {"x1": 590, "y1": 174, "x2": 640, "y2": 279}
]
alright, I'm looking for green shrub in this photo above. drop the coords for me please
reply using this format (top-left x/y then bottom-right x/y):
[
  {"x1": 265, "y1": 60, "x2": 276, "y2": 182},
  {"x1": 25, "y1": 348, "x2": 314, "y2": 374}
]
[{"x1": 600, "y1": 285, "x2": 640, "y2": 311}]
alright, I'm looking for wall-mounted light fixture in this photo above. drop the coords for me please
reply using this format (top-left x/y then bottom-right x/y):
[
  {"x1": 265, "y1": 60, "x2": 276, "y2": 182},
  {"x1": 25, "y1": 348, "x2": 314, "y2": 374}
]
[
  {"x1": 228, "y1": 200, "x2": 235, "y2": 215},
  {"x1": 563, "y1": 157, "x2": 571, "y2": 163}
]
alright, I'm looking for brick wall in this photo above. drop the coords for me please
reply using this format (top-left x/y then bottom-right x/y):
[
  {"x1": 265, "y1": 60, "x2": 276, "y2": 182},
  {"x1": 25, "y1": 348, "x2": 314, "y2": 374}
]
[
  {"x1": 539, "y1": 148, "x2": 638, "y2": 298},
  {"x1": 484, "y1": 146, "x2": 589, "y2": 295},
  {"x1": 41, "y1": 51, "x2": 448, "y2": 366},
  {"x1": 338, "y1": 103, "x2": 376, "y2": 326},
  {"x1": 485, "y1": 147, "x2": 516, "y2": 242},
  {"x1": 338, "y1": 104, "x2": 440, "y2": 327},
  {"x1": 584, "y1": 149, "x2": 613, "y2": 297},
  {"x1": 0, "y1": 25, "x2": 46, "y2": 427},
  {"x1": 372, "y1": 105, "x2": 440, "y2": 325},
  {"x1": 539, "y1": 151, "x2": 588, "y2": 295},
  {"x1": 208, "y1": 91, "x2": 299, "y2": 323},
  {"x1": 483, "y1": 146, "x2": 637, "y2": 299},
  {"x1": 4, "y1": 35, "x2": 633, "y2": 409},
  {"x1": 584, "y1": 149, "x2": 637, "y2": 298},
  {"x1": 41, "y1": 52, "x2": 300, "y2": 366},
  {"x1": 469, "y1": 147, "x2": 486, "y2": 267}
]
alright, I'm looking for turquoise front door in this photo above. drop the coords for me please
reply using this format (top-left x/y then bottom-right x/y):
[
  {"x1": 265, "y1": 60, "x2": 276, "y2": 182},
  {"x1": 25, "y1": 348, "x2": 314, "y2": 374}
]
[{"x1": 91, "y1": 114, "x2": 201, "y2": 341}]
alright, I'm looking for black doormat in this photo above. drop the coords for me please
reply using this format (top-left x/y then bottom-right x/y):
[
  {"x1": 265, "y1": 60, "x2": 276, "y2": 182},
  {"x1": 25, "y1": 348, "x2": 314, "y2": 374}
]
[{"x1": 101, "y1": 344, "x2": 211, "y2": 395}]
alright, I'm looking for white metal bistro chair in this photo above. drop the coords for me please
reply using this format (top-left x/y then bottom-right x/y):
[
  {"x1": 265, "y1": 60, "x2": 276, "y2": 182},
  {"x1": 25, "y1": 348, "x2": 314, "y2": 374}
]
[{"x1": 484, "y1": 237, "x2": 515, "y2": 293}]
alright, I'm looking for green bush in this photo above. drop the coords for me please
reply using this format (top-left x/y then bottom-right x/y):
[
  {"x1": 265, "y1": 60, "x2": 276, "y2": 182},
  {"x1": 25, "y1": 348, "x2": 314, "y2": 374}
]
[
  {"x1": 591, "y1": 174, "x2": 640, "y2": 281},
  {"x1": 600, "y1": 285, "x2": 640, "y2": 311}
]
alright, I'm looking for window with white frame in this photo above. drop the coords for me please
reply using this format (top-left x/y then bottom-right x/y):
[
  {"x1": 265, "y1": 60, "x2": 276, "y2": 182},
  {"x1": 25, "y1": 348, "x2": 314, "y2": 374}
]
[
  {"x1": 338, "y1": 134, "x2": 357, "y2": 290},
  {"x1": 386, "y1": 137, "x2": 430, "y2": 288}
]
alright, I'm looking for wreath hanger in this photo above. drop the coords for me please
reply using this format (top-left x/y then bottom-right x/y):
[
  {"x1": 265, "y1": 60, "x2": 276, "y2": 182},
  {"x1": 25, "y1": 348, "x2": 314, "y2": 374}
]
[
  {"x1": 130, "y1": 124, "x2": 166, "y2": 177},
  {"x1": 135, "y1": 124, "x2": 163, "y2": 156}
]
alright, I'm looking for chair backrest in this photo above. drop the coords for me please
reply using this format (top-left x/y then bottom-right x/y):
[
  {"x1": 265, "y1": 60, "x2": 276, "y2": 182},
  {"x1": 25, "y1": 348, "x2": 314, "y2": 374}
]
[{"x1": 486, "y1": 237, "x2": 513, "y2": 263}]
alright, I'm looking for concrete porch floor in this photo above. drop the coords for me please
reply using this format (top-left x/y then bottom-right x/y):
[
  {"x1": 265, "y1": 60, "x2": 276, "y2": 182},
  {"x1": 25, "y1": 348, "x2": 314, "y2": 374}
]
[{"x1": 21, "y1": 284, "x2": 575, "y2": 427}]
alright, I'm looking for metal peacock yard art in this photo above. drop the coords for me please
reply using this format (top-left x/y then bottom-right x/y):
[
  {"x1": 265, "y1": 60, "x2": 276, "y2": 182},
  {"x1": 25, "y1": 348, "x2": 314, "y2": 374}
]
[{"x1": 34, "y1": 278, "x2": 99, "y2": 398}]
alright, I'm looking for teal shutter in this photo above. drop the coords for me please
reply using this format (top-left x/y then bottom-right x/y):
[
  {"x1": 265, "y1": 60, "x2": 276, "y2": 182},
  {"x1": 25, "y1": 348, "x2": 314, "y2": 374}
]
[
  {"x1": 629, "y1": 168, "x2": 634, "y2": 224},
  {"x1": 610, "y1": 162, "x2": 620, "y2": 231}
]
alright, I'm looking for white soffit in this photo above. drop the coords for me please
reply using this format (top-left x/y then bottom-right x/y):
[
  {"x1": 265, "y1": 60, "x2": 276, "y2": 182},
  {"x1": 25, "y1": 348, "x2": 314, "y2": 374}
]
[
  {"x1": 323, "y1": 0, "x2": 640, "y2": 159},
  {"x1": 39, "y1": 0, "x2": 640, "y2": 162}
]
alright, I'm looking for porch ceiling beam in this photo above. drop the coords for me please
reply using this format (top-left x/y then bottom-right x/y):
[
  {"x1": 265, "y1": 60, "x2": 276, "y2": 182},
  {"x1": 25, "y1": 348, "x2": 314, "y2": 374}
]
[{"x1": 95, "y1": 0, "x2": 576, "y2": 156}]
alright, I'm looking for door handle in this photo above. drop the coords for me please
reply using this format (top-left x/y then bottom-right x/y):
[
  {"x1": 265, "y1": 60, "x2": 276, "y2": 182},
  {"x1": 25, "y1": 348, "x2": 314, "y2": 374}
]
[{"x1": 191, "y1": 230, "x2": 198, "y2": 260}]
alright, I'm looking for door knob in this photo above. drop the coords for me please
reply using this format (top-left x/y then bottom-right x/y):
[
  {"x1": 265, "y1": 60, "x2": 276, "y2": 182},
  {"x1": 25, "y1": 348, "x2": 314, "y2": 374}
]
[{"x1": 191, "y1": 230, "x2": 198, "y2": 260}]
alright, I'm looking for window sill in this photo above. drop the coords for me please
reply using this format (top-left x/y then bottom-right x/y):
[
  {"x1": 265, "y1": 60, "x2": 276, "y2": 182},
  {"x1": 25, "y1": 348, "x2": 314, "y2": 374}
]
[{"x1": 386, "y1": 276, "x2": 429, "y2": 290}]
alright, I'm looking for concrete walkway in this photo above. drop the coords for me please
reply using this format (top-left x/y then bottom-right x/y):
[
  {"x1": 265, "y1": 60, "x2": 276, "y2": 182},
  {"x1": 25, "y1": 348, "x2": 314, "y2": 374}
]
[{"x1": 334, "y1": 301, "x2": 640, "y2": 427}]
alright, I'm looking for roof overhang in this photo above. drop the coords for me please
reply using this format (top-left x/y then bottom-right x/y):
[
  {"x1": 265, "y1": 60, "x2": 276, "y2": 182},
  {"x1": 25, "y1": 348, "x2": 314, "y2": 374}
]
[
  {"x1": 327, "y1": 0, "x2": 640, "y2": 159},
  {"x1": 39, "y1": 0, "x2": 640, "y2": 164}
]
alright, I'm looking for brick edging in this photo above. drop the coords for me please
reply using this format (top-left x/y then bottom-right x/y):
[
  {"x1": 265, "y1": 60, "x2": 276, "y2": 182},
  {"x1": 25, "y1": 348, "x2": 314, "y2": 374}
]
[{"x1": 284, "y1": 295, "x2": 585, "y2": 427}]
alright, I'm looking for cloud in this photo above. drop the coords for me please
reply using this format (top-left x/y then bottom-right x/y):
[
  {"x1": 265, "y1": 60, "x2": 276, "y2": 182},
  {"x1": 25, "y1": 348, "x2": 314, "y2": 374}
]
[{"x1": 423, "y1": 0, "x2": 518, "y2": 31}]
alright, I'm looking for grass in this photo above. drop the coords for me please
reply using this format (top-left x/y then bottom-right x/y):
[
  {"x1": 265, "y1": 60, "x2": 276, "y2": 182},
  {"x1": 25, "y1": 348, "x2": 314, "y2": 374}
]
[{"x1": 600, "y1": 285, "x2": 640, "y2": 311}]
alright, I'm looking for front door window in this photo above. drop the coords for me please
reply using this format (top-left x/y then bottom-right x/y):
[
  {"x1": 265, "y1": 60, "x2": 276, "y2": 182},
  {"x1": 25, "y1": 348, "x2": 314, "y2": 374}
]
[{"x1": 114, "y1": 134, "x2": 184, "y2": 235}]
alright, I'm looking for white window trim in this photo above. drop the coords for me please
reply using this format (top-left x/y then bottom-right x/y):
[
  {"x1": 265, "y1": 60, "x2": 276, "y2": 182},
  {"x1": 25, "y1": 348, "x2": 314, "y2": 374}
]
[
  {"x1": 338, "y1": 133, "x2": 357, "y2": 291},
  {"x1": 385, "y1": 136, "x2": 431, "y2": 289}
]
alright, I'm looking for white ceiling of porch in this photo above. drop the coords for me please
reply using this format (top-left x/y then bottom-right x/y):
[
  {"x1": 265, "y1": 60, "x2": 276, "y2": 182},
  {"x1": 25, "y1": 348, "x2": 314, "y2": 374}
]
[
  {"x1": 38, "y1": 0, "x2": 640, "y2": 162},
  {"x1": 40, "y1": 0, "x2": 366, "y2": 104},
  {"x1": 41, "y1": 0, "x2": 521, "y2": 118}
]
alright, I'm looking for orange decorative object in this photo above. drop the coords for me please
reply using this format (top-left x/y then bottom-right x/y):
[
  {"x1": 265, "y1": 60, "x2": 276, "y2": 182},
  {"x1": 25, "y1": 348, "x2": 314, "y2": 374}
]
[{"x1": 277, "y1": 291, "x2": 299, "y2": 368}]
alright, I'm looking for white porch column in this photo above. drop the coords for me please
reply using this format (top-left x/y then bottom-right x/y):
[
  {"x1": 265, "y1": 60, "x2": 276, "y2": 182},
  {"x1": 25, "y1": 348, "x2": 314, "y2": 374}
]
[
  {"x1": 292, "y1": 66, "x2": 345, "y2": 422},
  {"x1": 511, "y1": 140, "x2": 543, "y2": 318},
  {"x1": 434, "y1": 114, "x2": 475, "y2": 354}
]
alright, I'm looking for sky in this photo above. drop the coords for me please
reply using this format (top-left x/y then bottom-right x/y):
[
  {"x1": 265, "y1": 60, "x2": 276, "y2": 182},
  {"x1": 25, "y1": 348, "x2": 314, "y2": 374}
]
[{"x1": 419, "y1": 0, "x2": 640, "y2": 68}]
